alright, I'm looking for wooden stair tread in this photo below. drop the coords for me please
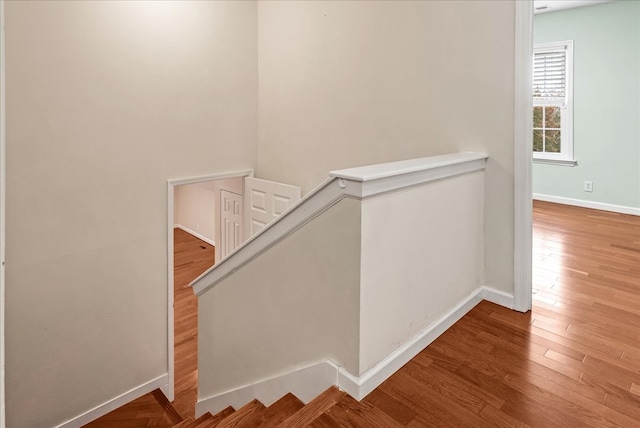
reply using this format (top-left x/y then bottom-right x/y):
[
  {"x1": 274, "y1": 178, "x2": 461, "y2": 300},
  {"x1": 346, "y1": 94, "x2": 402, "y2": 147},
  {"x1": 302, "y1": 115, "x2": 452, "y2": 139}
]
[
  {"x1": 152, "y1": 389, "x2": 184, "y2": 424},
  {"x1": 324, "y1": 395, "x2": 372, "y2": 427},
  {"x1": 203, "y1": 406, "x2": 235, "y2": 427},
  {"x1": 215, "y1": 399, "x2": 266, "y2": 428},
  {"x1": 256, "y1": 393, "x2": 305, "y2": 428},
  {"x1": 174, "y1": 413, "x2": 213, "y2": 428},
  {"x1": 172, "y1": 417, "x2": 195, "y2": 428},
  {"x1": 276, "y1": 387, "x2": 346, "y2": 428},
  {"x1": 307, "y1": 412, "x2": 342, "y2": 428}
]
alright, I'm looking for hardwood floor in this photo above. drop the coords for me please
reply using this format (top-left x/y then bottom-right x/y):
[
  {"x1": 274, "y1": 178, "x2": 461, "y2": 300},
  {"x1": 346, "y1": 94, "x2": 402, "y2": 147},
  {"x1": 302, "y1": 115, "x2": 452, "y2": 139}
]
[
  {"x1": 172, "y1": 228, "x2": 215, "y2": 419},
  {"x1": 85, "y1": 202, "x2": 639, "y2": 427}
]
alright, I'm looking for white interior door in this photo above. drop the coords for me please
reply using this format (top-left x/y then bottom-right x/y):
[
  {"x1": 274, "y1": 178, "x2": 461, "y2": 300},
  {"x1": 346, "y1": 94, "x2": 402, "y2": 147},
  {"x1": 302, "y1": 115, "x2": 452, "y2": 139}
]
[
  {"x1": 220, "y1": 189, "x2": 243, "y2": 259},
  {"x1": 244, "y1": 177, "x2": 301, "y2": 239}
]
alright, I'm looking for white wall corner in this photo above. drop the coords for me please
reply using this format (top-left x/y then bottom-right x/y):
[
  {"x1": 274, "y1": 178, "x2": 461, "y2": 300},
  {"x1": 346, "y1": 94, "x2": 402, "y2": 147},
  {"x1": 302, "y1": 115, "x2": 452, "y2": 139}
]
[
  {"x1": 195, "y1": 361, "x2": 338, "y2": 418},
  {"x1": 53, "y1": 375, "x2": 169, "y2": 428},
  {"x1": 174, "y1": 224, "x2": 216, "y2": 247},
  {"x1": 482, "y1": 286, "x2": 515, "y2": 310}
]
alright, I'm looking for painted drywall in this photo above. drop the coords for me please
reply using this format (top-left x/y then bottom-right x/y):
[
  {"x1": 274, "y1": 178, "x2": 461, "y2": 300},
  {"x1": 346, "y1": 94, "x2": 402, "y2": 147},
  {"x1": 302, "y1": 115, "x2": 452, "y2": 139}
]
[
  {"x1": 257, "y1": 0, "x2": 516, "y2": 295},
  {"x1": 359, "y1": 170, "x2": 484, "y2": 374},
  {"x1": 198, "y1": 198, "x2": 361, "y2": 399},
  {"x1": 4, "y1": 1, "x2": 257, "y2": 426},
  {"x1": 175, "y1": 184, "x2": 217, "y2": 244},
  {"x1": 0, "y1": 1, "x2": 5, "y2": 426},
  {"x1": 533, "y1": 1, "x2": 640, "y2": 209}
]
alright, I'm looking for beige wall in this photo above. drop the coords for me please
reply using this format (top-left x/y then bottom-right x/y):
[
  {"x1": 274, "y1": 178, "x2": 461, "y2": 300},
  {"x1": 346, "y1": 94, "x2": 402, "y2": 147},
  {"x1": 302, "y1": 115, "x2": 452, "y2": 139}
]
[
  {"x1": 257, "y1": 0, "x2": 515, "y2": 294},
  {"x1": 175, "y1": 184, "x2": 217, "y2": 243},
  {"x1": 4, "y1": 0, "x2": 518, "y2": 425},
  {"x1": 198, "y1": 198, "x2": 362, "y2": 399},
  {"x1": 4, "y1": 1, "x2": 257, "y2": 426}
]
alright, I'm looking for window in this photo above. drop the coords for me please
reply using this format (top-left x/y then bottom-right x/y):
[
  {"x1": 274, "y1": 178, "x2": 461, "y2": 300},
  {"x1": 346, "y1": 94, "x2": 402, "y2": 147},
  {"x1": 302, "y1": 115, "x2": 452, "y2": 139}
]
[{"x1": 533, "y1": 40, "x2": 574, "y2": 165}]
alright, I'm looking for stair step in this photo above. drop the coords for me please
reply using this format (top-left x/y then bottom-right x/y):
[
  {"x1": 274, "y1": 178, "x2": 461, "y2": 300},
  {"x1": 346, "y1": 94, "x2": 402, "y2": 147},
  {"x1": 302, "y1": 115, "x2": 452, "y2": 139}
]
[
  {"x1": 215, "y1": 399, "x2": 266, "y2": 428},
  {"x1": 275, "y1": 387, "x2": 346, "y2": 428},
  {"x1": 173, "y1": 417, "x2": 195, "y2": 428},
  {"x1": 174, "y1": 413, "x2": 213, "y2": 428},
  {"x1": 256, "y1": 393, "x2": 305, "y2": 428},
  {"x1": 205, "y1": 406, "x2": 236, "y2": 427},
  {"x1": 307, "y1": 412, "x2": 342, "y2": 428},
  {"x1": 151, "y1": 389, "x2": 184, "y2": 424},
  {"x1": 324, "y1": 395, "x2": 372, "y2": 426}
]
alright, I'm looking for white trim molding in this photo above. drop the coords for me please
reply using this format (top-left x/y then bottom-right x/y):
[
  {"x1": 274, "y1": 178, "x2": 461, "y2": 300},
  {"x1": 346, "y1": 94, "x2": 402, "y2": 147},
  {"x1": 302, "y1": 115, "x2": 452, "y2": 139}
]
[
  {"x1": 195, "y1": 287, "x2": 511, "y2": 415},
  {"x1": 532, "y1": 158, "x2": 577, "y2": 167},
  {"x1": 338, "y1": 286, "x2": 491, "y2": 401},
  {"x1": 54, "y1": 375, "x2": 168, "y2": 428},
  {"x1": 534, "y1": 193, "x2": 640, "y2": 216},
  {"x1": 174, "y1": 225, "x2": 216, "y2": 247},
  {"x1": 330, "y1": 152, "x2": 489, "y2": 199},
  {"x1": 482, "y1": 286, "x2": 516, "y2": 309},
  {"x1": 514, "y1": 0, "x2": 534, "y2": 313}
]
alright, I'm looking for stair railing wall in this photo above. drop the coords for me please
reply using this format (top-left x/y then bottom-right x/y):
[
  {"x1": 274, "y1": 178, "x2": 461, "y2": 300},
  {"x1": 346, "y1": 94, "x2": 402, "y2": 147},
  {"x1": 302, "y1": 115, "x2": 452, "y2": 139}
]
[{"x1": 194, "y1": 152, "x2": 490, "y2": 415}]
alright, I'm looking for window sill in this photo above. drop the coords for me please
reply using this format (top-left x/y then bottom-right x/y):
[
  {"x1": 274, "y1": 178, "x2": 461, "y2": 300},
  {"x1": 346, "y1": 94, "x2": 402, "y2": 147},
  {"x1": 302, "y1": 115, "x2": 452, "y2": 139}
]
[{"x1": 533, "y1": 158, "x2": 577, "y2": 167}]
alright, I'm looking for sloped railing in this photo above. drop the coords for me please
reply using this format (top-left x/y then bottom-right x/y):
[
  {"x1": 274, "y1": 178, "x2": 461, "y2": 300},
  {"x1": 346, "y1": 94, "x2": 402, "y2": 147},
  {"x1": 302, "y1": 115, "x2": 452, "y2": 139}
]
[{"x1": 191, "y1": 152, "x2": 489, "y2": 295}]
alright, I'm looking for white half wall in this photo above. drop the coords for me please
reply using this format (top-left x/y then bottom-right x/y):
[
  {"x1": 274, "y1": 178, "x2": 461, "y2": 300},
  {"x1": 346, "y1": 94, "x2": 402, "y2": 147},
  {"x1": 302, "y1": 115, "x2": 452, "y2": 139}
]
[
  {"x1": 359, "y1": 170, "x2": 485, "y2": 374},
  {"x1": 197, "y1": 154, "x2": 490, "y2": 412},
  {"x1": 198, "y1": 198, "x2": 362, "y2": 400}
]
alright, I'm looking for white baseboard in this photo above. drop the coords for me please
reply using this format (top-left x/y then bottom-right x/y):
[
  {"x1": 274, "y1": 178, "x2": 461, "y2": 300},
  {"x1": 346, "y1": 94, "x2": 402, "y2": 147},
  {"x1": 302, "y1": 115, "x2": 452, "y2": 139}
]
[
  {"x1": 196, "y1": 285, "x2": 516, "y2": 415},
  {"x1": 482, "y1": 286, "x2": 515, "y2": 310},
  {"x1": 533, "y1": 193, "x2": 640, "y2": 216},
  {"x1": 54, "y1": 374, "x2": 168, "y2": 428},
  {"x1": 338, "y1": 286, "x2": 487, "y2": 400},
  {"x1": 196, "y1": 361, "x2": 338, "y2": 417},
  {"x1": 174, "y1": 225, "x2": 216, "y2": 247}
]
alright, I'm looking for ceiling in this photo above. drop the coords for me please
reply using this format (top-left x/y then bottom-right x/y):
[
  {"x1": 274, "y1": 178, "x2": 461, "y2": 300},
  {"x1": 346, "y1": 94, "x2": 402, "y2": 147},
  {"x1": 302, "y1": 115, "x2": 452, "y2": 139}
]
[{"x1": 533, "y1": 0, "x2": 617, "y2": 14}]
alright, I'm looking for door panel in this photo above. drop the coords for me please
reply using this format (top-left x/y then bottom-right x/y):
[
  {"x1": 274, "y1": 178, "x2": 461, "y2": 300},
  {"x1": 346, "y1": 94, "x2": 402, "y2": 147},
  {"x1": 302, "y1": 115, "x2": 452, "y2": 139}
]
[
  {"x1": 220, "y1": 189, "x2": 243, "y2": 259},
  {"x1": 244, "y1": 177, "x2": 301, "y2": 239}
]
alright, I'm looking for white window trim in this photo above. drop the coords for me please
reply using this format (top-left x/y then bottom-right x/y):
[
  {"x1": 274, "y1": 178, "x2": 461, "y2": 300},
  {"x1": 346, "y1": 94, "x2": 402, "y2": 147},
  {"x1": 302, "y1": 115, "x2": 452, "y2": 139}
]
[{"x1": 533, "y1": 40, "x2": 574, "y2": 164}]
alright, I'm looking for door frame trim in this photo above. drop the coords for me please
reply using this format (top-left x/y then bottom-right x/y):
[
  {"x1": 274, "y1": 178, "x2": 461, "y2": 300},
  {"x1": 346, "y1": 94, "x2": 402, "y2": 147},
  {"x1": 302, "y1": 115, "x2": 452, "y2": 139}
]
[
  {"x1": 513, "y1": 0, "x2": 533, "y2": 312},
  {"x1": 164, "y1": 169, "x2": 253, "y2": 401}
]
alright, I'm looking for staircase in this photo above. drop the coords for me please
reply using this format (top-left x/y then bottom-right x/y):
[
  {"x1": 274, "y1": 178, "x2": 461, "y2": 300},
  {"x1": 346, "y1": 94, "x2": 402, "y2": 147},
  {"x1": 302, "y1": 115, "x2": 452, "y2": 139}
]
[{"x1": 172, "y1": 387, "x2": 346, "y2": 428}]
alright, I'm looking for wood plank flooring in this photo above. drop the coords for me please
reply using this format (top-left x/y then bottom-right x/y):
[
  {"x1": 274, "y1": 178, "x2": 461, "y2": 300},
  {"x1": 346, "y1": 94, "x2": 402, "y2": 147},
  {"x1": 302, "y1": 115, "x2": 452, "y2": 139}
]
[
  {"x1": 85, "y1": 201, "x2": 639, "y2": 427},
  {"x1": 172, "y1": 228, "x2": 216, "y2": 419}
]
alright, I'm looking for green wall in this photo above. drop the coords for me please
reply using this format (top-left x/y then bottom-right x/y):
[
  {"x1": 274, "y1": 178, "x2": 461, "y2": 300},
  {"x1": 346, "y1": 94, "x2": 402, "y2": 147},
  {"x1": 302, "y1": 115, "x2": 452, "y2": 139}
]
[{"x1": 533, "y1": 0, "x2": 640, "y2": 210}]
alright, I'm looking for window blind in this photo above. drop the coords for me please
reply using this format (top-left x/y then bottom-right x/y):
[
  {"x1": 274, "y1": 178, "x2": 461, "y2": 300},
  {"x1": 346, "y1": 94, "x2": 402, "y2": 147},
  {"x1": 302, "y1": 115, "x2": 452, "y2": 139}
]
[{"x1": 533, "y1": 46, "x2": 567, "y2": 106}]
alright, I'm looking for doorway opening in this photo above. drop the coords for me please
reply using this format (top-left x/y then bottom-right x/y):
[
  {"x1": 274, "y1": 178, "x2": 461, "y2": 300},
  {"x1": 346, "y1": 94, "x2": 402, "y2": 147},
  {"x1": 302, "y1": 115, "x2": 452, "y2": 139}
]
[
  {"x1": 165, "y1": 170, "x2": 251, "y2": 417},
  {"x1": 165, "y1": 170, "x2": 303, "y2": 416}
]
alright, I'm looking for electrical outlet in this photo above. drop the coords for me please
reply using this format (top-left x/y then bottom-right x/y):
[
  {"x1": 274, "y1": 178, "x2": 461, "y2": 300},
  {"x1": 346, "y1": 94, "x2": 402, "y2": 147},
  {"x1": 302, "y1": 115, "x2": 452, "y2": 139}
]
[{"x1": 584, "y1": 181, "x2": 593, "y2": 192}]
